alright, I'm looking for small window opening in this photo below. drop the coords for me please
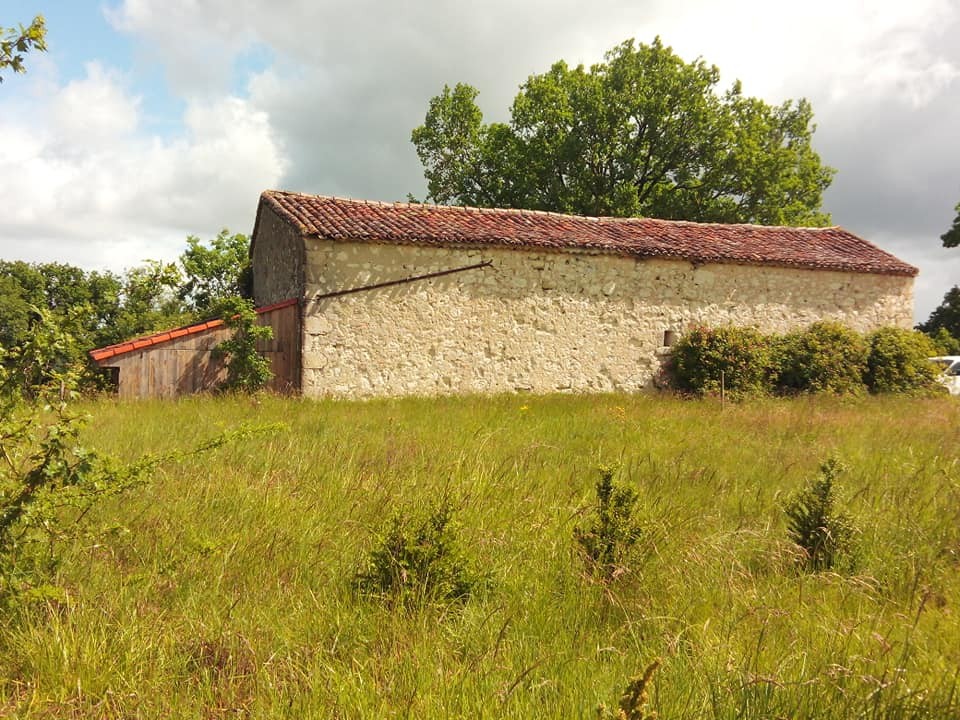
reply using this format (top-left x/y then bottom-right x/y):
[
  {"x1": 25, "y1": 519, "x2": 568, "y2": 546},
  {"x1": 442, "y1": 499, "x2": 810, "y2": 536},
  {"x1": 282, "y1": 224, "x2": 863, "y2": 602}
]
[
  {"x1": 99, "y1": 366, "x2": 120, "y2": 393},
  {"x1": 663, "y1": 330, "x2": 679, "y2": 347}
]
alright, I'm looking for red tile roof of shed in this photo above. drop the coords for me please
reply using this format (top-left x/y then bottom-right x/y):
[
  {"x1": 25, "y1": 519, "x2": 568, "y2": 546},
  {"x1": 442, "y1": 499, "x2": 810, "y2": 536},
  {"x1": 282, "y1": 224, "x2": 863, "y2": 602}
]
[
  {"x1": 89, "y1": 298, "x2": 298, "y2": 363},
  {"x1": 258, "y1": 190, "x2": 917, "y2": 277}
]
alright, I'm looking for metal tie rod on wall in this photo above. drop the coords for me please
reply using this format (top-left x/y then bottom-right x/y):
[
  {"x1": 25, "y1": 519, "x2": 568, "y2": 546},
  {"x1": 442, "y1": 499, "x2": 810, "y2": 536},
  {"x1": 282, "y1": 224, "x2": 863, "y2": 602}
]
[{"x1": 311, "y1": 260, "x2": 493, "y2": 302}]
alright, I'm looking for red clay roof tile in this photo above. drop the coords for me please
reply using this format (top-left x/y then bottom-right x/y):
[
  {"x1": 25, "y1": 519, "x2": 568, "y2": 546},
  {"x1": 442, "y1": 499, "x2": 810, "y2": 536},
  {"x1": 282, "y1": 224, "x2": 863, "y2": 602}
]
[
  {"x1": 260, "y1": 191, "x2": 917, "y2": 277},
  {"x1": 89, "y1": 298, "x2": 298, "y2": 362}
]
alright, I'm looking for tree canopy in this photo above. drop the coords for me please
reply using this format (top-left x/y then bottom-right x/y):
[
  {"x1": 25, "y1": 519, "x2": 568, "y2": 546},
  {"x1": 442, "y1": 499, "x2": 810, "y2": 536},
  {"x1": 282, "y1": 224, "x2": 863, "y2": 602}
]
[
  {"x1": 0, "y1": 230, "x2": 252, "y2": 388},
  {"x1": 1, "y1": 15, "x2": 46, "y2": 82},
  {"x1": 178, "y1": 229, "x2": 252, "y2": 317},
  {"x1": 412, "y1": 37, "x2": 835, "y2": 225},
  {"x1": 941, "y1": 201, "x2": 960, "y2": 248},
  {"x1": 919, "y1": 286, "x2": 960, "y2": 342}
]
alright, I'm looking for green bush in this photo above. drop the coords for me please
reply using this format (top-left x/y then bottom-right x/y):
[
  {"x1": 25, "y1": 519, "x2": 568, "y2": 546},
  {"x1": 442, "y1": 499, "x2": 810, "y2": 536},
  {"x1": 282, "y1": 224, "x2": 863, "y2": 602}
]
[
  {"x1": 773, "y1": 321, "x2": 868, "y2": 395},
  {"x1": 784, "y1": 458, "x2": 858, "y2": 572},
  {"x1": 669, "y1": 322, "x2": 945, "y2": 397},
  {"x1": 669, "y1": 325, "x2": 772, "y2": 396},
  {"x1": 574, "y1": 466, "x2": 645, "y2": 581},
  {"x1": 354, "y1": 501, "x2": 484, "y2": 606},
  {"x1": 0, "y1": 315, "x2": 146, "y2": 603},
  {"x1": 866, "y1": 327, "x2": 940, "y2": 393},
  {"x1": 214, "y1": 297, "x2": 273, "y2": 393}
]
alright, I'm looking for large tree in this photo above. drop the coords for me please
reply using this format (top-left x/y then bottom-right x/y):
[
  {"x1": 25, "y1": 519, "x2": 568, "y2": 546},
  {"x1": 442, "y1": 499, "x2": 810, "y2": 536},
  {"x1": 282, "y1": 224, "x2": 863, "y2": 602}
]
[
  {"x1": 1, "y1": 15, "x2": 46, "y2": 83},
  {"x1": 919, "y1": 286, "x2": 960, "y2": 341},
  {"x1": 178, "y1": 229, "x2": 252, "y2": 317},
  {"x1": 941, "y1": 201, "x2": 960, "y2": 248},
  {"x1": 412, "y1": 37, "x2": 834, "y2": 225}
]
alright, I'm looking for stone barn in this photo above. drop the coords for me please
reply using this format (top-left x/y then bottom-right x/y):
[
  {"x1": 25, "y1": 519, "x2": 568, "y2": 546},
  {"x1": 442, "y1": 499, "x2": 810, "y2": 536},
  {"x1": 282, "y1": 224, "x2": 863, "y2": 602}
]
[{"x1": 250, "y1": 191, "x2": 917, "y2": 398}]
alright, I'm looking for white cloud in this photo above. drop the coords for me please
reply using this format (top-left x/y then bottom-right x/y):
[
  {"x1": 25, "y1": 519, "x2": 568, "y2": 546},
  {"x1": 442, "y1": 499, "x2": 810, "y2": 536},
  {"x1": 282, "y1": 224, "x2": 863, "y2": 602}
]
[
  {"x1": 105, "y1": 0, "x2": 257, "y2": 96},
  {"x1": 4, "y1": 0, "x2": 960, "y2": 323},
  {"x1": 644, "y1": 0, "x2": 960, "y2": 108},
  {"x1": 51, "y1": 62, "x2": 139, "y2": 145},
  {"x1": 0, "y1": 62, "x2": 286, "y2": 271}
]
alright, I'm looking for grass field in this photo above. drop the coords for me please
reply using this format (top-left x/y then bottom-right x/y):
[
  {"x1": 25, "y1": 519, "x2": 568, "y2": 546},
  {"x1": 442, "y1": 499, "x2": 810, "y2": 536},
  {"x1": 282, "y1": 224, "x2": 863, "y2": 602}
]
[{"x1": 3, "y1": 393, "x2": 960, "y2": 718}]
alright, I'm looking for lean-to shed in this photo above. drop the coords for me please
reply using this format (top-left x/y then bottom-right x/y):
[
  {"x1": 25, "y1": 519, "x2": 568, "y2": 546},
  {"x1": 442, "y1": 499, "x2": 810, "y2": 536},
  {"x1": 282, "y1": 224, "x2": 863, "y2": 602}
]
[{"x1": 89, "y1": 299, "x2": 299, "y2": 398}]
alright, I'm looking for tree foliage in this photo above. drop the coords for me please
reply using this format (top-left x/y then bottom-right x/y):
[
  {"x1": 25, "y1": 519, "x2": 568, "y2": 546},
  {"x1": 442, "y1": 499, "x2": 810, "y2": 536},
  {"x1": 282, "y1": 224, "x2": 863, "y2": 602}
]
[
  {"x1": 926, "y1": 327, "x2": 960, "y2": 356},
  {"x1": 412, "y1": 37, "x2": 834, "y2": 225},
  {"x1": 0, "y1": 260, "x2": 125, "y2": 355},
  {"x1": 942, "y1": 202, "x2": 960, "y2": 248},
  {"x1": 919, "y1": 286, "x2": 960, "y2": 341},
  {"x1": 179, "y1": 230, "x2": 252, "y2": 317},
  {"x1": 0, "y1": 15, "x2": 46, "y2": 82}
]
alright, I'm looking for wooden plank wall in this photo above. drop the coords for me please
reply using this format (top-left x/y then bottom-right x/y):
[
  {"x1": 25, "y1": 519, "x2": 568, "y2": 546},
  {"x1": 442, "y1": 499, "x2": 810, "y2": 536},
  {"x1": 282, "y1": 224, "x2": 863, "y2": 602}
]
[
  {"x1": 98, "y1": 303, "x2": 300, "y2": 399},
  {"x1": 258, "y1": 302, "x2": 301, "y2": 394}
]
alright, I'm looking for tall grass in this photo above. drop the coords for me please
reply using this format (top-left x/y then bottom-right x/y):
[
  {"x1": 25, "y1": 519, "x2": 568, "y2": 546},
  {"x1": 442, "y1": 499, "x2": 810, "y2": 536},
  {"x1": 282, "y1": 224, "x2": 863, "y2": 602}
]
[{"x1": 2, "y1": 394, "x2": 958, "y2": 718}]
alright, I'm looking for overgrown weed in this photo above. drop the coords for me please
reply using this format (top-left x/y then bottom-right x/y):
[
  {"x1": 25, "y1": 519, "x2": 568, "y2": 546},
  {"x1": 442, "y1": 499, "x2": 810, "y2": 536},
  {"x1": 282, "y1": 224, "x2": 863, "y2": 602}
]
[{"x1": 0, "y1": 393, "x2": 957, "y2": 718}]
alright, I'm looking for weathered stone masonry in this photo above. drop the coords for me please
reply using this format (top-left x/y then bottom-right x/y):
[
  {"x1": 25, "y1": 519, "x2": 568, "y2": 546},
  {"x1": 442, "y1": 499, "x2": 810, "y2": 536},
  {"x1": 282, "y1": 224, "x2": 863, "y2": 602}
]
[{"x1": 251, "y1": 192, "x2": 916, "y2": 398}]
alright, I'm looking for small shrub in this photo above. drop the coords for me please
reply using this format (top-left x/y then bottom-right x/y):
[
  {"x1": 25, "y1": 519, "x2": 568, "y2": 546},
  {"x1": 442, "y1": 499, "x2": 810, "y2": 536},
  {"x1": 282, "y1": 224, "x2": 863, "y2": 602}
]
[
  {"x1": 773, "y1": 321, "x2": 868, "y2": 395},
  {"x1": 669, "y1": 325, "x2": 772, "y2": 396},
  {"x1": 866, "y1": 327, "x2": 940, "y2": 393},
  {"x1": 215, "y1": 297, "x2": 273, "y2": 393},
  {"x1": 354, "y1": 501, "x2": 483, "y2": 606},
  {"x1": 1, "y1": 313, "x2": 285, "y2": 605},
  {"x1": 784, "y1": 458, "x2": 858, "y2": 572},
  {"x1": 574, "y1": 466, "x2": 645, "y2": 581},
  {"x1": 0, "y1": 316, "x2": 146, "y2": 602},
  {"x1": 597, "y1": 659, "x2": 661, "y2": 720},
  {"x1": 1, "y1": 306, "x2": 81, "y2": 401}
]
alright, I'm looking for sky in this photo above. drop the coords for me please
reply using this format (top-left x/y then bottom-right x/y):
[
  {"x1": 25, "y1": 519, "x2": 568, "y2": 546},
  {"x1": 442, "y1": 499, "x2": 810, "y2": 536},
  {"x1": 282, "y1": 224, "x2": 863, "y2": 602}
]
[{"x1": 1, "y1": 0, "x2": 959, "y2": 323}]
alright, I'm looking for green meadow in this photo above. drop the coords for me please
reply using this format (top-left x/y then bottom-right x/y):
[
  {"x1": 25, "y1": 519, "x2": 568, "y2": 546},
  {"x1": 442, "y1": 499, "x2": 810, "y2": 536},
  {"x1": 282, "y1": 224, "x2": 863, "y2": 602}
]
[{"x1": 3, "y1": 394, "x2": 960, "y2": 718}]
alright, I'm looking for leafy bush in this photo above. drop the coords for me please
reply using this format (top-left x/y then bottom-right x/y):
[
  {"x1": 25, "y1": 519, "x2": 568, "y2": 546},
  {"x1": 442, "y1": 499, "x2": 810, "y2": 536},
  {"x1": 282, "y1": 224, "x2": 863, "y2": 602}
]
[
  {"x1": 669, "y1": 325, "x2": 772, "y2": 396},
  {"x1": 354, "y1": 501, "x2": 484, "y2": 606},
  {"x1": 0, "y1": 315, "x2": 147, "y2": 601},
  {"x1": 866, "y1": 327, "x2": 940, "y2": 393},
  {"x1": 773, "y1": 321, "x2": 868, "y2": 395},
  {"x1": 574, "y1": 466, "x2": 645, "y2": 581},
  {"x1": 669, "y1": 322, "x2": 945, "y2": 398},
  {"x1": 1, "y1": 306, "x2": 82, "y2": 400},
  {"x1": 784, "y1": 458, "x2": 858, "y2": 572},
  {"x1": 215, "y1": 297, "x2": 273, "y2": 393}
]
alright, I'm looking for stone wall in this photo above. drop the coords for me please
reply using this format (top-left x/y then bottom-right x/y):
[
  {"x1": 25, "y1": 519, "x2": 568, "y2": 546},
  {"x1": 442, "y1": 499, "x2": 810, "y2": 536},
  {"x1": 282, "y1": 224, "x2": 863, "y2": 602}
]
[
  {"x1": 287, "y1": 239, "x2": 913, "y2": 398},
  {"x1": 252, "y1": 205, "x2": 306, "y2": 306}
]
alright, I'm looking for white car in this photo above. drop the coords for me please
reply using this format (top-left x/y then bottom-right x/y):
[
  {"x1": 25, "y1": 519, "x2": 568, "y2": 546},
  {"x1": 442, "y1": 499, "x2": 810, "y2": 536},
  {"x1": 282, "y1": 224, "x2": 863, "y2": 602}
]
[{"x1": 930, "y1": 356, "x2": 960, "y2": 395}]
